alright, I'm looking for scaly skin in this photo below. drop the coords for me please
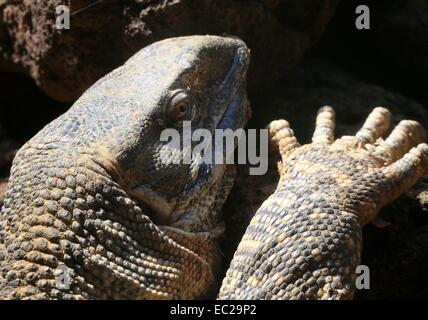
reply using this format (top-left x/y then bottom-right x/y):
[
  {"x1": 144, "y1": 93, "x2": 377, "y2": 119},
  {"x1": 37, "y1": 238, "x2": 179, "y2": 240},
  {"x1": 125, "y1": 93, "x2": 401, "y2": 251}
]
[
  {"x1": 219, "y1": 106, "x2": 428, "y2": 299},
  {"x1": 0, "y1": 35, "x2": 250, "y2": 299}
]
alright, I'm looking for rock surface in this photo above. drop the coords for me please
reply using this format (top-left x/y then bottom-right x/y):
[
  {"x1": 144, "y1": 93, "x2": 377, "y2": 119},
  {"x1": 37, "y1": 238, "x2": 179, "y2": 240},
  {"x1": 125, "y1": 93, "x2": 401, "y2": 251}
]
[
  {"x1": 371, "y1": 0, "x2": 428, "y2": 104},
  {"x1": 0, "y1": 0, "x2": 339, "y2": 102}
]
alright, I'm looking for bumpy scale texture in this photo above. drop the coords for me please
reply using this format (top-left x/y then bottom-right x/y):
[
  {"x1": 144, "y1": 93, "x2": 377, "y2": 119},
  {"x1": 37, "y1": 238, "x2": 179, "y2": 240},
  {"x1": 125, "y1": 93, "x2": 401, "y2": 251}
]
[
  {"x1": 0, "y1": 147, "x2": 234, "y2": 299},
  {"x1": 0, "y1": 35, "x2": 250, "y2": 300},
  {"x1": 219, "y1": 106, "x2": 428, "y2": 299}
]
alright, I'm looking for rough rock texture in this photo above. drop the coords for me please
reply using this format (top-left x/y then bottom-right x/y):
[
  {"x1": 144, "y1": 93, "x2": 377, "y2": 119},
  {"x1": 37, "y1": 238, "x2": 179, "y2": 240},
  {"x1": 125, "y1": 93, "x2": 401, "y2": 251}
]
[
  {"x1": 222, "y1": 60, "x2": 428, "y2": 299},
  {"x1": 0, "y1": 0, "x2": 14, "y2": 71},
  {"x1": 0, "y1": 0, "x2": 339, "y2": 102}
]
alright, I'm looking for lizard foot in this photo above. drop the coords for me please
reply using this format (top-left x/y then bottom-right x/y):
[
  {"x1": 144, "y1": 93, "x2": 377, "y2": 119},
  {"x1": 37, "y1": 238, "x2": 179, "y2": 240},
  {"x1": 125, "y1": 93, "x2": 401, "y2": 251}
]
[
  {"x1": 219, "y1": 106, "x2": 428, "y2": 300},
  {"x1": 268, "y1": 106, "x2": 428, "y2": 226}
]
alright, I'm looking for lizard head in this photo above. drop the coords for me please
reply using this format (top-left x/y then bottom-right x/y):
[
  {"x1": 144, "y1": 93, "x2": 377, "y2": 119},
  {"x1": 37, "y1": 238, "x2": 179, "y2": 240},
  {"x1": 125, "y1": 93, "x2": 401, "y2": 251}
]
[
  {"x1": 37, "y1": 35, "x2": 250, "y2": 225},
  {"x1": 111, "y1": 35, "x2": 251, "y2": 225},
  {"x1": 107, "y1": 35, "x2": 250, "y2": 225}
]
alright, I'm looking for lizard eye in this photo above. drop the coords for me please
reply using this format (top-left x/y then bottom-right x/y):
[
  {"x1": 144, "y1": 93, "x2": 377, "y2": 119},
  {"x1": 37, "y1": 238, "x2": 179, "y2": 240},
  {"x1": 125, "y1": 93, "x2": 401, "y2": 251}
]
[{"x1": 166, "y1": 90, "x2": 193, "y2": 124}]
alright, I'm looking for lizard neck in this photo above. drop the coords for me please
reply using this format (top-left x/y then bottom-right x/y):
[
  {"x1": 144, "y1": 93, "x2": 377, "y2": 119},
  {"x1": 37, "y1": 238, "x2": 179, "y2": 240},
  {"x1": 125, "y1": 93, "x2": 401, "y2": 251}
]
[{"x1": 0, "y1": 148, "x2": 220, "y2": 299}]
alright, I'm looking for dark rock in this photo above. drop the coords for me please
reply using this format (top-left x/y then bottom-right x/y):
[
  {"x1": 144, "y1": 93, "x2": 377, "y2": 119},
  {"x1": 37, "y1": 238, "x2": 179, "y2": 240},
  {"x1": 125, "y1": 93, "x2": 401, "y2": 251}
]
[
  {"x1": 309, "y1": 0, "x2": 428, "y2": 108},
  {"x1": 250, "y1": 59, "x2": 428, "y2": 139},
  {"x1": 0, "y1": 0, "x2": 339, "y2": 102},
  {"x1": 371, "y1": 0, "x2": 428, "y2": 104},
  {"x1": 0, "y1": 71, "x2": 68, "y2": 144}
]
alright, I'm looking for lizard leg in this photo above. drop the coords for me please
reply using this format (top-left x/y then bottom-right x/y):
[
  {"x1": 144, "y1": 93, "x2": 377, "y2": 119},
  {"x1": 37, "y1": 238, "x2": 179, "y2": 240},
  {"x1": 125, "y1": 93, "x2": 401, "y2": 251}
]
[
  {"x1": 312, "y1": 106, "x2": 336, "y2": 145},
  {"x1": 374, "y1": 120, "x2": 426, "y2": 163}
]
